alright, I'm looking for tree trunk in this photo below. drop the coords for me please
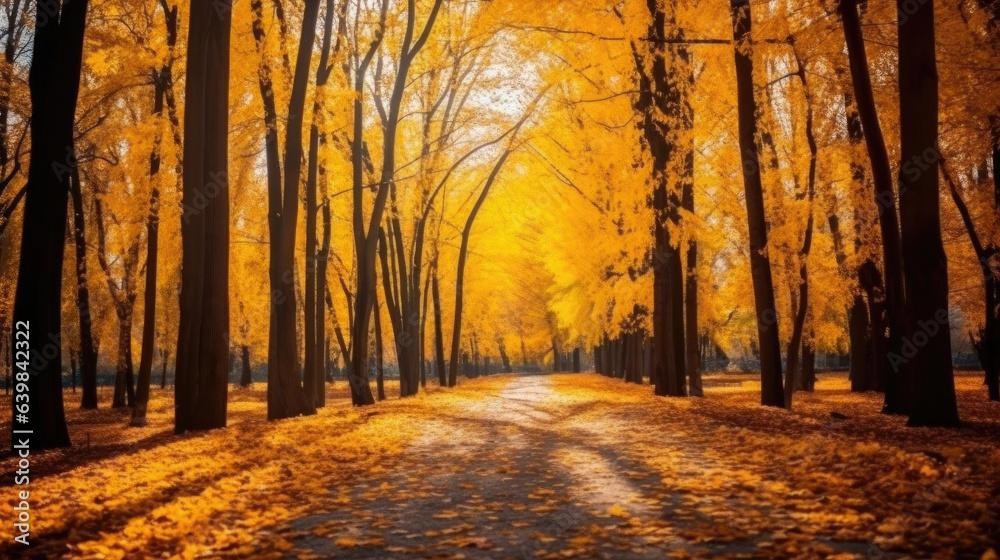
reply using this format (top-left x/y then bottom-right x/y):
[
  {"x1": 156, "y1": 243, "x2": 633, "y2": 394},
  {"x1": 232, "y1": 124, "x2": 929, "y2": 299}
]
[
  {"x1": 160, "y1": 349, "x2": 169, "y2": 389},
  {"x1": 420, "y1": 269, "x2": 431, "y2": 388},
  {"x1": 897, "y1": 0, "x2": 958, "y2": 427},
  {"x1": 834, "y1": 89, "x2": 879, "y2": 393},
  {"x1": 70, "y1": 352, "x2": 77, "y2": 393},
  {"x1": 801, "y1": 342, "x2": 816, "y2": 391},
  {"x1": 174, "y1": 0, "x2": 232, "y2": 433},
  {"x1": 984, "y1": 143, "x2": 1000, "y2": 400},
  {"x1": 350, "y1": 0, "x2": 442, "y2": 406},
  {"x1": 552, "y1": 337, "x2": 561, "y2": 372},
  {"x1": 432, "y1": 262, "x2": 447, "y2": 386},
  {"x1": 133, "y1": 15, "x2": 176, "y2": 424},
  {"x1": 499, "y1": 338, "x2": 512, "y2": 373},
  {"x1": 304, "y1": 124, "x2": 318, "y2": 407},
  {"x1": 112, "y1": 310, "x2": 135, "y2": 408},
  {"x1": 859, "y1": 261, "x2": 888, "y2": 391},
  {"x1": 449, "y1": 151, "x2": 512, "y2": 386},
  {"x1": 729, "y1": 0, "x2": 783, "y2": 407},
  {"x1": 635, "y1": 2, "x2": 687, "y2": 398},
  {"x1": 131, "y1": 189, "x2": 159, "y2": 425},
  {"x1": 378, "y1": 225, "x2": 414, "y2": 396},
  {"x1": 11, "y1": 0, "x2": 91, "y2": 448},
  {"x1": 307, "y1": 0, "x2": 337, "y2": 411},
  {"x1": 848, "y1": 295, "x2": 873, "y2": 391},
  {"x1": 266, "y1": 0, "x2": 321, "y2": 420},
  {"x1": 683, "y1": 204, "x2": 701, "y2": 396},
  {"x1": 840, "y1": 0, "x2": 910, "y2": 414},
  {"x1": 987, "y1": 141, "x2": 1000, "y2": 400},
  {"x1": 374, "y1": 294, "x2": 385, "y2": 401},
  {"x1": 324, "y1": 337, "x2": 332, "y2": 381},
  {"x1": 783, "y1": 46, "x2": 818, "y2": 409},
  {"x1": 69, "y1": 166, "x2": 98, "y2": 409},
  {"x1": 239, "y1": 345, "x2": 252, "y2": 387},
  {"x1": 944, "y1": 151, "x2": 999, "y2": 401},
  {"x1": 314, "y1": 198, "x2": 332, "y2": 407}
]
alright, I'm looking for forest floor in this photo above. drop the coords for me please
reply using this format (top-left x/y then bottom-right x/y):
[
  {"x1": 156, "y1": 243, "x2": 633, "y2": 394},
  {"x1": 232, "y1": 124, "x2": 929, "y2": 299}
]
[{"x1": 1, "y1": 372, "x2": 998, "y2": 559}]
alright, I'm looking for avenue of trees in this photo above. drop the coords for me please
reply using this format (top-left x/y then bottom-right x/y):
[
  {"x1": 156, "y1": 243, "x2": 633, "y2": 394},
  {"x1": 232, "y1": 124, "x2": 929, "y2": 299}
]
[{"x1": 1, "y1": 0, "x2": 998, "y2": 447}]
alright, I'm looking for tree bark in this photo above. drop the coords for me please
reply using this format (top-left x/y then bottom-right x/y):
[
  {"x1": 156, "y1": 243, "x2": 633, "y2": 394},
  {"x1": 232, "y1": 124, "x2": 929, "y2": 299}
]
[
  {"x1": 420, "y1": 269, "x2": 431, "y2": 387},
  {"x1": 266, "y1": 0, "x2": 321, "y2": 420},
  {"x1": 69, "y1": 166, "x2": 98, "y2": 409},
  {"x1": 174, "y1": 0, "x2": 232, "y2": 433},
  {"x1": 801, "y1": 341, "x2": 816, "y2": 391},
  {"x1": 303, "y1": 0, "x2": 337, "y2": 410},
  {"x1": 350, "y1": 0, "x2": 442, "y2": 405},
  {"x1": 730, "y1": 0, "x2": 783, "y2": 407},
  {"x1": 160, "y1": 348, "x2": 169, "y2": 389},
  {"x1": 133, "y1": 3, "x2": 177, "y2": 425},
  {"x1": 897, "y1": 0, "x2": 958, "y2": 427},
  {"x1": 315, "y1": 198, "x2": 332, "y2": 407},
  {"x1": 240, "y1": 345, "x2": 252, "y2": 387},
  {"x1": 94, "y1": 195, "x2": 140, "y2": 409},
  {"x1": 11, "y1": 0, "x2": 90, "y2": 448},
  {"x1": 783, "y1": 45, "x2": 817, "y2": 409},
  {"x1": 112, "y1": 310, "x2": 135, "y2": 408},
  {"x1": 449, "y1": 151, "x2": 512, "y2": 387},
  {"x1": 847, "y1": 294, "x2": 872, "y2": 391},
  {"x1": 833, "y1": 89, "x2": 880, "y2": 393},
  {"x1": 942, "y1": 156, "x2": 999, "y2": 401},
  {"x1": 634, "y1": 1, "x2": 687, "y2": 398},
  {"x1": 499, "y1": 338, "x2": 513, "y2": 373},
  {"x1": 840, "y1": 0, "x2": 910, "y2": 414},
  {"x1": 683, "y1": 189, "x2": 701, "y2": 396},
  {"x1": 374, "y1": 294, "x2": 385, "y2": 401},
  {"x1": 432, "y1": 259, "x2": 447, "y2": 386}
]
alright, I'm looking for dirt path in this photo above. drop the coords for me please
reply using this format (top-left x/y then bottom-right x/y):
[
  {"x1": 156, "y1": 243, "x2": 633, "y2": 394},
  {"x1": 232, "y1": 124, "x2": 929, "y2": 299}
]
[{"x1": 285, "y1": 375, "x2": 880, "y2": 560}]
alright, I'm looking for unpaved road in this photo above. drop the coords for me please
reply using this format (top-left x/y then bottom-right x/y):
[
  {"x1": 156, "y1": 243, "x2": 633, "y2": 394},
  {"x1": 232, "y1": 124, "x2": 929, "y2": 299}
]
[{"x1": 286, "y1": 376, "x2": 882, "y2": 560}]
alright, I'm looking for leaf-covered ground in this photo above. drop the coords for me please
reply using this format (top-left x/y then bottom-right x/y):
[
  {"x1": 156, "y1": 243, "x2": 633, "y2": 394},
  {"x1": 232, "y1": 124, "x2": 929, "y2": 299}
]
[{"x1": 2, "y1": 372, "x2": 998, "y2": 559}]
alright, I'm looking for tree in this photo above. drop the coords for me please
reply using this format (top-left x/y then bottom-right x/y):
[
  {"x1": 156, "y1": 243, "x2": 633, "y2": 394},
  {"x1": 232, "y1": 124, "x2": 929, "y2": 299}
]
[
  {"x1": 898, "y1": 0, "x2": 959, "y2": 427},
  {"x1": 729, "y1": 0, "x2": 783, "y2": 407},
  {"x1": 448, "y1": 150, "x2": 514, "y2": 386},
  {"x1": 10, "y1": 0, "x2": 91, "y2": 449},
  {"x1": 174, "y1": 0, "x2": 232, "y2": 433},
  {"x1": 304, "y1": 0, "x2": 344, "y2": 410},
  {"x1": 133, "y1": 0, "x2": 181, "y2": 427},
  {"x1": 93, "y1": 193, "x2": 140, "y2": 408},
  {"x1": 69, "y1": 166, "x2": 98, "y2": 409},
  {"x1": 781, "y1": 42, "x2": 818, "y2": 408},
  {"x1": 348, "y1": 0, "x2": 443, "y2": 404},
  {"x1": 838, "y1": 0, "x2": 909, "y2": 414},
  {"x1": 257, "y1": 0, "x2": 322, "y2": 420},
  {"x1": 942, "y1": 161, "x2": 998, "y2": 400},
  {"x1": 632, "y1": 0, "x2": 689, "y2": 398}
]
